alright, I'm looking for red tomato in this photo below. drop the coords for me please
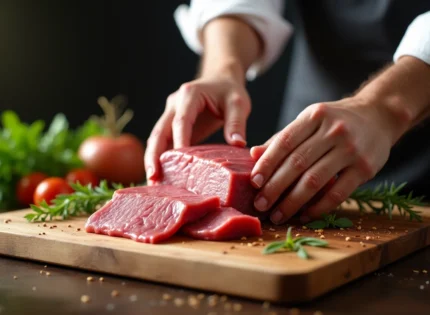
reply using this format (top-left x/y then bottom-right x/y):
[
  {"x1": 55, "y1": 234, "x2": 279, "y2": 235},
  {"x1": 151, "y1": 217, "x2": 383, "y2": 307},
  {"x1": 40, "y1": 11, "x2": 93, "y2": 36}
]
[
  {"x1": 65, "y1": 168, "x2": 99, "y2": 187},
  {"x1": 16, "y1": 172, "x2": 48, "y2": 206},
  {"x1": 78, "y1": 134, "x2": 145, "y2": 185},
  {"x1": 33, "y1": 177, "x2": 74, "y2": 206}
]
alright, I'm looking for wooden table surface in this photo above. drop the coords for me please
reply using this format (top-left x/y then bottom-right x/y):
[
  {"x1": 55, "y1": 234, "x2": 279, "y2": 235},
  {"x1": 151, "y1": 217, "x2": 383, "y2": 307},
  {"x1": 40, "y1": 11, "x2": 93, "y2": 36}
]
[{"x1": 1, "y1": 246, "x2": 430, "y2": 315}]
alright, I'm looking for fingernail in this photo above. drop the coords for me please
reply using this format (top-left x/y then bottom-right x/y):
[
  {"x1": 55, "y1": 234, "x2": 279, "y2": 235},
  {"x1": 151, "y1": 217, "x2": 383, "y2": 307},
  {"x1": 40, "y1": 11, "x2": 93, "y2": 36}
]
[
  {"x1": 300, "y1": 216, "x2": 310, "y2": 224},
  {"x1": 231, "y1": 133, "x2": 246, "y2": 145},
  {"x1": 254, "y1": 196, "x2": 268, "y2": 211},
  {"x1": 251, "y1": 174, "x2": 264, "y2": 188},
  {"x1": 271, "y1": 210, "x2": 284, "y2": 225},
  {"x1": 146, "y1": 167, "x2": 154, "y2": 179}
]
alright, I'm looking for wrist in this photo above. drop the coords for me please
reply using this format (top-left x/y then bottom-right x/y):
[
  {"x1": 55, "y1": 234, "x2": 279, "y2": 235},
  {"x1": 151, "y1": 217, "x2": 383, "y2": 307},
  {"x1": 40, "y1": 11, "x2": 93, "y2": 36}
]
[
  {"x1": 354, "y1": 57, "x2": 430, "y2": 145},
  {"x1": 199, "y1": 58, "x2": 247, "y2": 85}
]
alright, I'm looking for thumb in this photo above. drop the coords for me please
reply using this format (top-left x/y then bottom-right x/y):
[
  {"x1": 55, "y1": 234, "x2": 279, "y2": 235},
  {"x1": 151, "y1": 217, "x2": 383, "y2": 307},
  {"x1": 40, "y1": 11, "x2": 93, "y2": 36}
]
[{"x1": 223, "y1": 94, "x2": 250, "y2": 147}]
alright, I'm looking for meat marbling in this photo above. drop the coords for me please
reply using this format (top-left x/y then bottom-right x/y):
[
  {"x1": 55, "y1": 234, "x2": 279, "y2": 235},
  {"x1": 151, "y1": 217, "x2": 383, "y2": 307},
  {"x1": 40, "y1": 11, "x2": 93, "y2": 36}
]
[
  {"x1": 85, "y1": 185, "x2": 220, "y2": 244},
  {"x1": 182, "y1": 207, "x2": 262, "y2": 241},
  {"x1": 151, "y1": 144, "x2": 259, "y2": 216}
]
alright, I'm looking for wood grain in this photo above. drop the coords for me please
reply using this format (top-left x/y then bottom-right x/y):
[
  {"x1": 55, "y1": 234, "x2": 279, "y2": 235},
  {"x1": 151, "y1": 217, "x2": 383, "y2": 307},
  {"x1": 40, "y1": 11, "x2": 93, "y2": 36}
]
[{"x1": 0, "y1": 206, "x2": 429, "y2": 302}]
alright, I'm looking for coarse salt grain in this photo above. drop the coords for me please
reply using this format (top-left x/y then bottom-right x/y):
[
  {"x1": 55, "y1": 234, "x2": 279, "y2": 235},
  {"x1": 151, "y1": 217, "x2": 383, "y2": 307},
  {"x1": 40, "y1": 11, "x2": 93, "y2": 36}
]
[
  {"x1": 269, "y1": 228, "x2": 276, "y2": 232},
  {"x1": 162, "y1": 293, "x2": 172, "y2": 300},
  {"x1": 32, "y1": 286, "x2": 36, "y2": 291},
  {"x1": 275, "y1": 234, "x2": 281, "y2": 239},
  {"x1": 197, "y1": 293, "x2": 205, "y2": 300},
  {"x1": 372, "y1": 227, "x2": 377, "y2": 230},
  {"x1": 86, "y1": 276, "x2": 94, "y2": 282},
  {"x1": 423, "y1": 270, "x2": 428, "y2": 274},
  {"x1": 302, "y1": 226, "x2": 308, "y2": 230},
  {"x1": 111, "y1": 290, "x2": 119, "y2": 297},
  {"x1": 241, "y1": 236, "x2": 247, "y2": 241},
  {"x1": 233, "y1": 303, "x2": 243, "y2": 311},
  {"x1": 81, "y1": 295, "x2": 91, "y2": 303},
  {"x1": 129, "y1": 295, "x2": 138, "y2": 302},
  {"x1": 345, "y1": 237, "x2": 351, "y2": 241},
  {"x1": 420, "y1": 285, "x2": 425, "y2": 290},
  {"x1": 357, "y1": 226, "x2": 362, "y2": 230},
  {"x1": 389, "y1": 226, "x2": 395, "y2": 230},
  {"x1": 13, "y1": 275, "x2": 17, "y2": 279},
  {"x1": 320, "y1": 235, "x2": 325, "y2": 239},
  {"x1": 174, "y1": 298, "x2": 184, "y2": 307},
  {"x1": 366, "y1": 236, "x2": 371, "y2": 240},
  {"x1": 295, "y1": 234, "x2": 301, "y2": 237},
  {"x1": 99, "y1": 277, "x2": 104, "y2": 282}
]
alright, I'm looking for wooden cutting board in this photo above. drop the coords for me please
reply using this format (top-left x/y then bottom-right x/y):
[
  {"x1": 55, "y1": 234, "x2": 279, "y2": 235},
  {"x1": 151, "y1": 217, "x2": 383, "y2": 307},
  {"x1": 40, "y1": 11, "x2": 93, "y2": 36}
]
[{"x1": 0, "y1": 206, "x2": 429, "y2": 303}]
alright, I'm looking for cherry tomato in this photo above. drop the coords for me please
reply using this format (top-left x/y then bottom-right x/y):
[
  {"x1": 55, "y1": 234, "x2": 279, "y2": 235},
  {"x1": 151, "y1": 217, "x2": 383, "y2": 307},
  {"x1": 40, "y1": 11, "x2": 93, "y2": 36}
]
[
  {"x1": 16, "y1": 172, "x2": 48, "y2": 206},
  {"x1": 78, "y1": 134, "x2": 145, "y2": 185},
  {"x1": 65, "y1": 168, "x2": 99, "y2": 187},
  {"x1": 33, "y1": 177, "x2": 74, "y2": 206}
]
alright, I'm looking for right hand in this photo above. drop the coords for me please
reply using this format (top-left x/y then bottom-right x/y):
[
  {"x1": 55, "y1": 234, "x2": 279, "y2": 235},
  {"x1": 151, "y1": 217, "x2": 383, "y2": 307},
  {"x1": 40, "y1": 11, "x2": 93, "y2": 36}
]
[{"x1": 144, "y1": 73, "x2": 251, "y2": 182}]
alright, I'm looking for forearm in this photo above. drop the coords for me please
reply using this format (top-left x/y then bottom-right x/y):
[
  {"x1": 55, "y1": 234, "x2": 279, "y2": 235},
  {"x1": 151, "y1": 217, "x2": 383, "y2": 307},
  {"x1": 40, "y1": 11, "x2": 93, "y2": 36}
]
[
  {"x1": 198, "y1": 17, "x2": 263, "y2": 84},
  {"x1": 355, "y1": 56, "x2": 430, "y2": 144}
]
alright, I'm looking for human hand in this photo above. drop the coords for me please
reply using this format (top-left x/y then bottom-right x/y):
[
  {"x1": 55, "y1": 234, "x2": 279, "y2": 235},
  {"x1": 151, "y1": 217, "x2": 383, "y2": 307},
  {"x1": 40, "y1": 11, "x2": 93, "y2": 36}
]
[
  {"x1": 249, "y1": 97, "x2": 396, "y2": 225},
  {"x1": 144, "y1": 73, "x2": 251, "y2": 182}
]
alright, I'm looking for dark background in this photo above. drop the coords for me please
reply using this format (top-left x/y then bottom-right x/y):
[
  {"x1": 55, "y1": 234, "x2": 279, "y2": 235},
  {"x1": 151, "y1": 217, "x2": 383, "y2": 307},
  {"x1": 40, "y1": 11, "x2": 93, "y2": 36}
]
[{"x1": 0, "y1": 0, "x2": 293, "y2": 147}]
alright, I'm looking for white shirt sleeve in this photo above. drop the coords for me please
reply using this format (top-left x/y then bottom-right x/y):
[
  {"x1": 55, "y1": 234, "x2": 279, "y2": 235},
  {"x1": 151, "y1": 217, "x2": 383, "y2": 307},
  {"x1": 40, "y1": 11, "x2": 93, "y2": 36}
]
[
  {"x1": 393, "y1": 11, "x2": 430, "y2": 65},
  {"x1": 173, "y1": 0, "x2": 293, "y2": 81}
]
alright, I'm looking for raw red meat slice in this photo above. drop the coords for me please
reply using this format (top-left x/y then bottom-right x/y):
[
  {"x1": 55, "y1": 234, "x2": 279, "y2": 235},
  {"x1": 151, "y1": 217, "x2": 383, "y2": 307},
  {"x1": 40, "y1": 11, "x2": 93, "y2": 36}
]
[
  {"x1": 151, "y1": 144, "x2": 259, "y2": 216},
  {"x1": 85, "y1": 185, "x2": 220, "y2": 244},
  {"x1": 182, "y1": 207, "x2": 262, "y2": 241}
]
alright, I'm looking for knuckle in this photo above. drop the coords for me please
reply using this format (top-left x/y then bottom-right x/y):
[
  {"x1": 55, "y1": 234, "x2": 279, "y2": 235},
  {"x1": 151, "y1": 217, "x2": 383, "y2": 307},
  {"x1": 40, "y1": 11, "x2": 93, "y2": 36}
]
[
  {"x1": 172, "y1": 115, "x2": 190, "y2": 128},
  {"x1": 179, "y1": 82, "x2": 198, "y2": 94},
  {"x1": 327, "y1": 121, "x2": 349, "y2": 139},
  {"x1": 257, "y1": 157, "x2": 272, "y2": 171},
  {"x1": 289, "y1": 152, "x2": 307, "y2": 172},
  {"x1": 344, "y1": 140, "x2": 358, "y2": 157},
  {"x1": 275, "y1": 132, "x2": 294, "y2": 152},
  {"x1": 309, "y1": 102, "x2": 328, "y2": 121},
  {"x1": 357, "y1": 156, "x2": 377, "y2": 179},
  {"x1": 326, "y1": 190, "x2": 346, "y2": 205},
  {"x1": 303, "y1": 172, "x2": 322, "y2": 190}
]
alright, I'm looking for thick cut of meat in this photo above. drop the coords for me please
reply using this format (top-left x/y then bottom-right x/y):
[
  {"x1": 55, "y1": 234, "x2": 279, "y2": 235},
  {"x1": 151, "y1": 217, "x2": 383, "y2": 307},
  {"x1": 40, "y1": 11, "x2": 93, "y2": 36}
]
[
  {"x1": 85, "y1": 185, "x2": 220, "y2": 244},
  {"x1": 152, "y1": 144, "x2": 259, "y2": 216},
  {"x1": 182, "y1": 207, "x2": 262, "y2": 241}
]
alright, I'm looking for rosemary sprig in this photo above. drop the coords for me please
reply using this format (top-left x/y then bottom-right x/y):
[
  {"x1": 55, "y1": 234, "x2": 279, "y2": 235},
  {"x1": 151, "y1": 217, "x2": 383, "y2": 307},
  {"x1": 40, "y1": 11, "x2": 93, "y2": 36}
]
[
  {"x1": 346, "y1": 181, "x2": 426, "y2": 222},
  {"x1": 24, "y1": 180, "x2": 122, "y2": 222},
  {"x1": 306, "y1": 213, "x2": 353, "y2": 230},
  {"x1": 262, "y1": 227, "x2": 328, "y2": 259}
]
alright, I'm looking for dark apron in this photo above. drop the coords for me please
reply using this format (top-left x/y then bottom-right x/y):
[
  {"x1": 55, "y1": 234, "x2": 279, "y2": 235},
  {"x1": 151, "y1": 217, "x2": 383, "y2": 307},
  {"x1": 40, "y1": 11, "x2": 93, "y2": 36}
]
[{"x1": 278, "y1": 0, "x2": 430, "y2": 197}]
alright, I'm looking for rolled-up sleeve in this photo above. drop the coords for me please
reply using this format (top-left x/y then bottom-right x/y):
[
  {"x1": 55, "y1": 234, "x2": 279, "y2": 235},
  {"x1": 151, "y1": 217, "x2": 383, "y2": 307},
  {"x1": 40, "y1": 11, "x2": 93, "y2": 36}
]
[
  {"x1": 394, "y1": 11, "x2": 430, "y2": 65},
  {"x1": 173, "y1": 0, "x2": 293, "y2": 80}
]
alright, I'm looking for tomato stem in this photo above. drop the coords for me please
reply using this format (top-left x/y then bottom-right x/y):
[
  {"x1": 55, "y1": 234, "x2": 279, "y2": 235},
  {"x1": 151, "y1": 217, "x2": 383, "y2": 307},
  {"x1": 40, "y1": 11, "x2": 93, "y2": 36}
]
[{"x1": 94, "y1": 95, "x2": 134, "y2": 137}]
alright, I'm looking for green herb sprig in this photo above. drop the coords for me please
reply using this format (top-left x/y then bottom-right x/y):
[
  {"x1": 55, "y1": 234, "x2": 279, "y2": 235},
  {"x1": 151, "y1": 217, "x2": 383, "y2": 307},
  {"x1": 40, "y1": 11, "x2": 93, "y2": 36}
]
[
  {"x1": 305, "y1": 213, "x2": 353, "y2": 230},
  {"x1": 24, "y1": 180, "x2": 121, "y2": 222},
  {"x1": 262, "y1": 227, "x2": 328, "y2": 259},
  {"x1": 347, "y1": 182, "x2": 425, "y2": 222}
]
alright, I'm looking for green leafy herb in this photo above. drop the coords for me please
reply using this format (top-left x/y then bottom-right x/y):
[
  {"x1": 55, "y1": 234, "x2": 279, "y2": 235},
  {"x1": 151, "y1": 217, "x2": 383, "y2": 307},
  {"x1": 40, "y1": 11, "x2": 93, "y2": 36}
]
[
  {"x1": 347, "y1": 182, "x2": 426, "y2": 222},
  {"x1": 0, "y1": 111, "x2": 105, "y2": 210},
  {"x1": 306, "y1": 213, "x2": 353, "y2": 230},
  {"x1": 24, "y1": 180, "x2": 122, "y2": 222},
  {"x1": 262, "y1": 227, "x2": 328, "y2": 259}
]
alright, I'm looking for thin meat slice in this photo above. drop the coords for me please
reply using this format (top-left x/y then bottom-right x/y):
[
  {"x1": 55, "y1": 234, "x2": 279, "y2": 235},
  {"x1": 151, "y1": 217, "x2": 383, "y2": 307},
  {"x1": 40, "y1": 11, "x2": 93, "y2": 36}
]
[
  {"x1": 182, "y1": 207, "x2": 262, "y2": 241},
  {"x1": 85, "y1": 185, "x2": 220, "y2": 244},
  {"x1": 152, "y1": 144, "x2": 259, "y2": 216}
]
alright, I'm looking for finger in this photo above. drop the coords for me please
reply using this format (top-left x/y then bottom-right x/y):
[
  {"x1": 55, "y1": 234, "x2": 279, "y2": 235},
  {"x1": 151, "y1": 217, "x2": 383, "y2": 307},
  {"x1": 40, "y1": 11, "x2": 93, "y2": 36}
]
[
  {"x1": 269, "y1": 146, "x2": 352, "y2": 225},
  {"x1": 250, "y1": 107, "x2": 324, "y2": 190},
  {"x1": 250, "y1": 132, "x2": 279, "y2": 160},
  {"x1": 190, "y1": 108, "x2": 224, "y2": 145},
  {"x1": 144, "y1": 110, "x2": 174, "y2": 181},
  {"x1": 172, "y1": 84, "x2": 203, "y2": 148},
  {"x1": 253, "y1": 129, "x2": 335, "y2": 209},
  {"x1": 300, "y1": 167, "x2": 364, "y2": 221},
  {"x1": 223, "y1": 93, "x2": 250, "y2": 146}
]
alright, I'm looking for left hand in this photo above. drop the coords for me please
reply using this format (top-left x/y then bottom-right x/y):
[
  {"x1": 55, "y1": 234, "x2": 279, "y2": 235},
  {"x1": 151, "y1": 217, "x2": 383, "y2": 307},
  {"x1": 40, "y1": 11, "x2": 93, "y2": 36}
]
[{"x1": 249, "y1": 97, "x2": 395, "y2": 225}]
